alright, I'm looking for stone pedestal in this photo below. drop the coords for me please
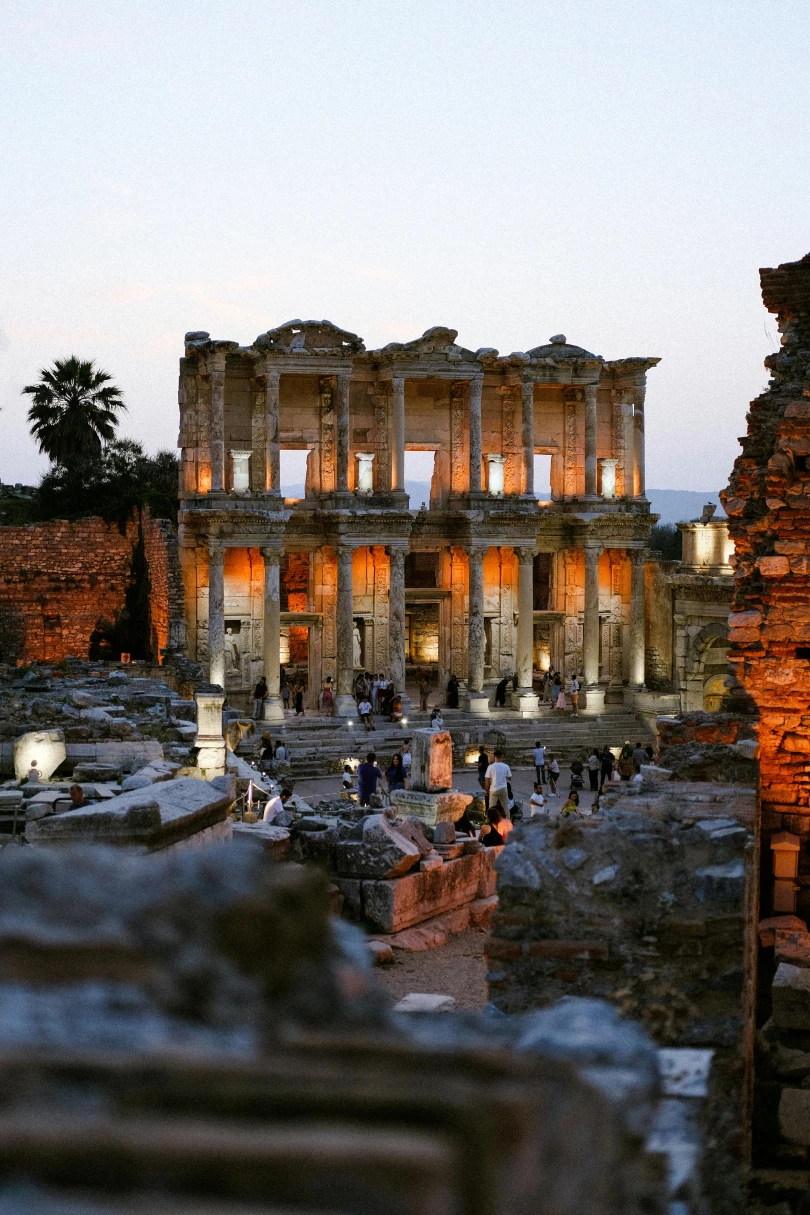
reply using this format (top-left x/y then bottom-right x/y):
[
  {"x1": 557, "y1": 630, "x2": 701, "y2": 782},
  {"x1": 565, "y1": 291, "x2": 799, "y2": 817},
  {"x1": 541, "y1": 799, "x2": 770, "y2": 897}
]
[
  {"x1": 389, "y1": 788, "x2": 473, "y2": 827},
  {"x1": 194, "y1": 684, "x2": 226, "y2": 778},
  {"x1": 410, "y1": 729, "x2": 453, "y2": 791},
  {"x1": 465, "y1": 691, "x2": 491, "y2": 715},
  {"x1": 515, "y1": 690, "x2": 540, "y2": 718},
  {"x1": 581, "y1": 685, "x2": 606, "y2": 716}
]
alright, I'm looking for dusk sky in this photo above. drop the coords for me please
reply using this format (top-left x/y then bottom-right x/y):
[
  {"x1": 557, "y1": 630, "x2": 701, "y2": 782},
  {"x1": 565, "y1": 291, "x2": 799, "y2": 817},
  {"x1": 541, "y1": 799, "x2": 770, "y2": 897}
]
[{"x1": 1, "y1": 0, "x2": 808, "y2": 490}]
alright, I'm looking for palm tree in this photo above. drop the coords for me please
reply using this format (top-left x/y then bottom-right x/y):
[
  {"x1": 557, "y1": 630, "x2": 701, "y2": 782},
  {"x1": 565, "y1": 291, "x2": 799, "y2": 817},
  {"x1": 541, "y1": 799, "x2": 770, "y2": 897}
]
[{"x1": 22, "y1": 356, "x2": 126, "y2": 465}]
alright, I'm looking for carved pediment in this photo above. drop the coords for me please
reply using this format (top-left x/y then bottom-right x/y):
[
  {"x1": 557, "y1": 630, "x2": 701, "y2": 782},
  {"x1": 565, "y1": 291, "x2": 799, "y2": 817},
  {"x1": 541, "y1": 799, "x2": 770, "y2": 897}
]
[
  {"x1": 254, "y1": 320, "x2": 365, "y2": 355},
  {"x1": 374, "y1": 326, "x2": 476, "y2": 363}
]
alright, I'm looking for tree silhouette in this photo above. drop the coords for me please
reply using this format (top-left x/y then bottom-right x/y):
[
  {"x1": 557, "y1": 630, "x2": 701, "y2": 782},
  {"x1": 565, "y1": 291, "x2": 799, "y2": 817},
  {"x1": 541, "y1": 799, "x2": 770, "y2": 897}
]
[{"x1": 23, "y1": 356, "x2": 126, "y2": 465}]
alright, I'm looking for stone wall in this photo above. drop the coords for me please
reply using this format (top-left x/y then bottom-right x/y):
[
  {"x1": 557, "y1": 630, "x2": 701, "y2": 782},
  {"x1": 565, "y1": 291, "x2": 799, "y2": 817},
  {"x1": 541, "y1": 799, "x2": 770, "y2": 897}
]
[
  {"x1": 0, "y1": 512, "x2": 179, "y2": 665},
  {"x1": 723, "y1": 252, "x2": 810, "y2": 853}
]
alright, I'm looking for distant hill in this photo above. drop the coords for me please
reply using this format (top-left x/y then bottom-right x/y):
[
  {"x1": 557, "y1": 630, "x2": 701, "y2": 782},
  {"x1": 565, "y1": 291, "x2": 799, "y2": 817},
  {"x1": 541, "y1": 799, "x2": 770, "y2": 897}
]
[
  {"x1": 647, "y1": 489, "x2": 726, "y2": 526},
  {"x1": 280, "y1": 481, "x2": 725, "y2": 525}
]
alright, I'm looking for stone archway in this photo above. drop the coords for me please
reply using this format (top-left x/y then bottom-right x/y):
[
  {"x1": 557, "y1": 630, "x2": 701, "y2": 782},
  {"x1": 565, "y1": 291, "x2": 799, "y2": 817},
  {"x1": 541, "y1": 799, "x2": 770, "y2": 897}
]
[{"x1": 684, "y1": 621, "x2": 730, "y2": 711}]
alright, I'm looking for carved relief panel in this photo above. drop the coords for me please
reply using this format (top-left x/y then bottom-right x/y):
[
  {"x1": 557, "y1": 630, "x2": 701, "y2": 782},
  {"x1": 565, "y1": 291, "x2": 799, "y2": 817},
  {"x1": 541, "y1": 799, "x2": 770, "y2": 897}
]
[
  {"x1": 450, "y1": 546, "x2": 467, "y2": 677},
  {"x1": 563, "y1": 387, "x2": 580, "y2": 498},
  {"x1": 498, "y1": 386, "x2": 519, "y2": 494},
  {"x1": 319, "y1": 377, "x2": 336, "y2": 493},
  {"x1": 450, "y1": 383, "x2": 468, "y2": 495},
  {"x1": 372, "y1": 383, "x2": 391, "y2": 493}
]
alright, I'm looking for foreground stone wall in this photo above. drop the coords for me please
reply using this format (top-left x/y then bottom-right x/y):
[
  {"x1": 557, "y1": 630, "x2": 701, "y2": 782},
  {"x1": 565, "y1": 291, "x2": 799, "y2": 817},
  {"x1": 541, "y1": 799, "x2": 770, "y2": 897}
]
[
  {"x1": 0, "y1": 512, "x2": 180, "y2": 664},
  {"x1": 485, "y1": 777, "x2": 757, "y2": 1215}
]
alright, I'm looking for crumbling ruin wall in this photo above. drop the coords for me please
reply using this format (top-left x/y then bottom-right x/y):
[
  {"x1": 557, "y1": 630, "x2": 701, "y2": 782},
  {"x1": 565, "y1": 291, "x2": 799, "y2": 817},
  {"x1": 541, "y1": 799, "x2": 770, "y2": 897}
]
[
  {"x1": 0, "y1": 512, "x2": 180, "y2": 665},
  {"x1": 723, "y1": 253, "x2": 810, "y2": 864},
  {"x1": 485, "y1": 779, "x2": 757, "y2": 1215}
]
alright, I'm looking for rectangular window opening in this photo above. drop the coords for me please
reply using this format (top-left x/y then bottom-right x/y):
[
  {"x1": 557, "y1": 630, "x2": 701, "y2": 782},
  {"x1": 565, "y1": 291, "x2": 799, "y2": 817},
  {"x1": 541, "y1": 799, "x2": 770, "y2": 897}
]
[
  {"x1": 279, "y1": 449, "x2": 310, "y2": 500},
  {"x1": 404, "y1": 450, "x2": 436, "y2": 509},
  {"x1": 534, "y1": 454, "x2": 553, "y2": 502}
]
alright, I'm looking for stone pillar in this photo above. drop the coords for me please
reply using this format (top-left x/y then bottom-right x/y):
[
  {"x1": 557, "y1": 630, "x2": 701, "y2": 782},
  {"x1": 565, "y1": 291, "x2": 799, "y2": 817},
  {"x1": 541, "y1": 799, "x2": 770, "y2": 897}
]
[
  {"x1": 391, "y1": 376, "x2": 405, "y2": 493},
  {"x1": 521, "y1": 380, "x2": 535, "y2": 497},
  {"x1": 387, "y1": 546, "x2": 410, "y2": 711},
  {"x1": 515, "y1": 546, "x2": 539, "y2": 716},
  {"x1": 633, "y1": 383, "x2": 646, "y2": 498},
  {"x1": 194, "y1": 683, "x2": 226, "y2": 778},
  {"x1": 207, "y1": 542, "x2": 226, "y2": 689},
  {"x1": 260, "y1": 548, "x2": 284, "y2": 721},
  {"x1": 629, "y1": 549, "x2": 646, "y2": 691},
  {"x1": 584, "y1": 382, "x2": 598, "y2": 499},
  {"x1": 336, "y1": 374, "x2": 351, "y2": 493},
  {"x1": 335, "y1": 544, "x2": 355, "y2": 716},
  {"x1": 622, "y1": 397, "x2": 635, "y2": 498},
  {"x1": 465, "y1": 546, "x2": 488, "y2": 713},
  {"x1": 264, "y1": 365, "x2": 280, "y2": 494},
  {"x1": 582, "y1": 544, "x2": 605, "y2": 714},
  {"x1": 469, "y1": 377, "x2": 483, "y2": 494},
  {"x1": 209, "y1": 353, "x2": 226, "y2": 493}
]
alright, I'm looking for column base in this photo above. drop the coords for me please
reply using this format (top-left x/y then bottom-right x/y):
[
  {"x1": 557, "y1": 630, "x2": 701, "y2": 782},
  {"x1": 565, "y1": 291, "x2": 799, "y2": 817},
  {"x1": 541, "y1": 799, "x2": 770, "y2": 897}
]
[
  {"x1": 514, "y1": 689, "x2": 541, "y2": 718},
  {"x1": 196, "y1": 740, "x2": 227, "y2": 779},
  {"x1": 465, "y1": 691, "x2": 491, "y2": 715},
  {"x1": 336, "y1": 694, "x2": 356, "y2": 718},
  {"x1": 581, "y1": 685, "x2": 606, "y2": 715},
  {"x1": 262, "y1": 696, "x2": 285, "y2": 723}
]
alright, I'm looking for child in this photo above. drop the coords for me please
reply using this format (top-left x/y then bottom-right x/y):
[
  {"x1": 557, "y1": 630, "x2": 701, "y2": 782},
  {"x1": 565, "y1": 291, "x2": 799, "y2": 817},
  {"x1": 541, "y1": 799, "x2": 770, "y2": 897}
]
[{"x1": 529, "y1": 781, "x2": 546, "y2": 817}]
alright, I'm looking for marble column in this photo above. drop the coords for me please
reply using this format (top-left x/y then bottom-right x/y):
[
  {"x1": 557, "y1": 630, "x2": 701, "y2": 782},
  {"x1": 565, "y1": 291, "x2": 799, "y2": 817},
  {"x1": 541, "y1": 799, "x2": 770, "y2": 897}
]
[
  {"x1": 628, "y1": 549, "x2": 646, "y2": 690},
  {"x1": 260, "y1": 548, "x2": 284, "y2": 720},
  {"x1": 622, "y1": 396, "x2": 635, "y2": 498},
  {"x1": 465, "y1": 545, "x2": 488, "y2": 712},
  {"x1": 584, "y1": 382, "x2": 598, "y2": 499},
  {"x1": 335, "y1": 544, "x2": 356, "y2": 715},
  {"x1": 633, "y1": 384, "x2": 646, "y2": 498},
  {"x1": 521, "y1": 380, "x2": 535, "y2": 497},
  {"x1": 336, "y1": 374, "x2": 351, "y2": 493},
  {"x1": 469, "y1": 377, "x2": 483, "y2": 494},
  {"x1": 264, "y1": 365, "x2": 280, "y2": 495},
  {"x1": 582, "y1": 544, "x2": 605, "y2": 714},
  {"x1": 209, "y1": 354, "x2": 226, "y2": 493},
  {"x1": 387, "y1": 546, "x2": 410, "y2": 711},
  {"x1": 391, "y1": 376, "x2": 405, "y2": 493},
  {"x1": 207, "y1": 542, "x2": 225, "y2": 688},
  {"x1": 515, "y1": 546, "x2": 539, "y2": 716}
]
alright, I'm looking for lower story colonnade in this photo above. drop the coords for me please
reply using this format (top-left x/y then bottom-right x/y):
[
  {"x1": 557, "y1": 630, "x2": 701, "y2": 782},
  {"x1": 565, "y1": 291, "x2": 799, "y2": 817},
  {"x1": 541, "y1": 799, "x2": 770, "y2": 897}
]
[{"x1": 179, "y1": 535, "x2": 649, "y2": 718}]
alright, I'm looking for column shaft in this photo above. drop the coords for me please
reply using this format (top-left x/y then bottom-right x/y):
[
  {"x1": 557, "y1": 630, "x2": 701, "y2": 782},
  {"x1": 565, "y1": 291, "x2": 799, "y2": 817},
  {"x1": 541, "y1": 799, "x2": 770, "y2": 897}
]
[
  {"x1": 467, "y1": 547, "x2": 485, "y2": 692},
  {"x1": 516, "y1": 548, "x2": 535, "y2": 690},
  {"x1": 521, "y1": 380, "x2": 535, "y2": 496},
  {"x1": 584, "y1": 382, "x2": 598, "y2": 498},
  {"x1": 265, "y1": 366, "x2": 280, "y2": 494},
  {"x1": 629, "y1": 550, "x2": 646, "y2": 688},
  {"x1": 209, "y1": 356, "x2": 226, "y2": 493},
  {"x1": 633, "y1": 384, "x2": 646, "y2": 497},
  {"x1": 261, "y1": 549, "x2": 284, "y2": 720},
  {"x1": 207, "y1": 544, "x2": 225, "y2": 688},
  {"x1": 335, "y1": 545, "x2": 355, "y2": 714},
  {"x1": 336, "y1": 375, "x2": 351, "y2": 493},
  {"x1": 387, "y1": 547, "x2": 409, "y2": 707},
  {"x1": 392, "y1": 377, "x2": 405, "y2": 492},
  {"x1": 582, "y1": 545, "x2": 602, "y2": 686},
  {"x1": 622, "y1": 398, "x2": 635, "y2": 498},
  {"x1": 469, "y1": 377, "x2": 483, "y2": 494}
]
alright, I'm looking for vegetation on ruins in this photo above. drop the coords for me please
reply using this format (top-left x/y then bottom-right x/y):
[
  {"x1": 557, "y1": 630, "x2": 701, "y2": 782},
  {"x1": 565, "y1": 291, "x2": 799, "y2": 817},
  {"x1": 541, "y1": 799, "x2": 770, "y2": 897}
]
[
  {"x1": 649, "y1": 522, "x2": 682, "y2": 561},
  {"x1": 23, "y1": 356, "x2": 126, "y2": 465},
  {"x1": 36, "y1": 439, "x2": 179, "y2": 528},
  {"x1": 89, "y1": 519, "x2": 154, "y2": 662}
]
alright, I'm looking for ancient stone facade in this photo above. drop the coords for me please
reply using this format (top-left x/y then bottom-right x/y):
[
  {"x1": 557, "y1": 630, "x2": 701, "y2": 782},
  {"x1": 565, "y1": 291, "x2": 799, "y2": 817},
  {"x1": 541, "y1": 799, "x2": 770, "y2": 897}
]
[
  {"x1": 177, "y1": 322, "x2": 659, "y2": 716},
  {"x1": 0, "y1": 512, "x2": 184, "y2": 665},
  {"x1": 723, "y1": 253, "x2": 810, "y2": 866}
]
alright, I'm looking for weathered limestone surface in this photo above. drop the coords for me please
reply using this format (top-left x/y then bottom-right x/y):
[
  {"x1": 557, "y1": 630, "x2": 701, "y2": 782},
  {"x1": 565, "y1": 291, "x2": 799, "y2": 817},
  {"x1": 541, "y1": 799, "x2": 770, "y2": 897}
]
[
  {"x1": 349, "y1": 848, "x2": 500, "y2": 933},
  {"x1": 335, "y1": 813, "x2": 421, "y2": 880},
  {"x1": 13, "y1": 729, "x2": 65, "y2": 780},
  {"x1": 409, "y1": 729, "x2": 453, "y2": 792},
  {"x1": 389, "y1": 787, "x2": 472, "y2": 826},
  {"x1": 25, "y1": 777, "x2": 232, "y2": 852}
]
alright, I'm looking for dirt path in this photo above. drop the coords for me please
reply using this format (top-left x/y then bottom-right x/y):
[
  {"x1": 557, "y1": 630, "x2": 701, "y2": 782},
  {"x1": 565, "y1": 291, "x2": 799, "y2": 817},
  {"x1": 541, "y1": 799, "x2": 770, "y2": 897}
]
[{"x1": 375, "y1": 929, "x2": 489, "y2": 1011}]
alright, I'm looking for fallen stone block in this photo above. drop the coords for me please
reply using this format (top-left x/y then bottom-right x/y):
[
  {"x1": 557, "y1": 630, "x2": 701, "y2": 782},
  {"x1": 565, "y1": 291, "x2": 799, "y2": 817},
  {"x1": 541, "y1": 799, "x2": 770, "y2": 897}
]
[
  {"x1": 25, "y1": 776, "x2": 232, "y2": 853},
  {"x1": 335, "y1": 813, "x2": 421, "y2": 880},
  {"x1": 393, "y1": 992, "x2": 456, "y2": 1013},
  {"x1": 362, "y1": 851, "x2": 485, "y2": 933},
  {"x1": 232, "y1": 821, "x2": 292, "y2": 861},
  {"x1": 389, "y1": 788, "x2": 472, "y2": 827},
  {"x1": 776, "y1": 930, "x2": 810, "y2": 969},
  {"x1": 773, "y1": 963, "x2": 810, "y2": 1030},
  {"x1": 13, "y1": 730, "x2": 66, "y2": 782},
  {"x1": 420, "y1": 855, "x2": 443, "y2": 872},
  {"x1": 760, "y1": 914, "x2": 807, "y2": 948},
  {"x1": 389, "y1": 816, "x2": 433, "y2": 857},
  {"x1": 433, "y1": 820, "x2": 456, "y2": 845},
  {"x1": 469, "y1": 895, "x2": 498, "y2": 928},
  {"x1": 120, "y1": 761, "x2": 180, "y2": 791},
  {"x1": 71, "y1": 762, "x2": 123, "y2": 783},
  {"x1": 382, "y1": 922, "x2": 449, "y2": 951},
  {"x1": 70, "y1": 691, "x2": 94, "y2": 708},
  {"x1": 367, "y1": 939, "x2": 393, "y2": 965}
]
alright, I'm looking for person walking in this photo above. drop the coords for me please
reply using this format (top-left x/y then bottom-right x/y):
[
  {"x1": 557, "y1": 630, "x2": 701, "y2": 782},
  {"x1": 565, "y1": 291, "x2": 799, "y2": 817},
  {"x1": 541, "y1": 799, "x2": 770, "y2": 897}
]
[
  {"x1": 476, "y1": 746, "x2": 489, "y2": 790},
  {"x1": 253, "y1": 676, "x2": 267, "y2": 720},
  {"x1": 588, "y1": 748, "x2": 600, "y2": 791},
  {"x1": 548, "y1": 754, "x2": 560, "y2": 795},
  {"x1": 599, "y1": 745, "x2": 615, "y2": 790},
  {"x1": 618, "y1": 740, "x2": 634, "y2": 780},
  {"x1": 484, "y1": 749, "x2": 512, "y2": 817},
  {"x1": 533, "y1": 740, "x2": 546, "y2": 785},
  {"x1": 494, "y1": 676, "x2": 509, "y2": 708},
  {"x1": 321, "y1": 676, "x2": 334, "y2": 716},
  {"x1": 358, "y1": 696, "x2": 375, "y2": 731}
]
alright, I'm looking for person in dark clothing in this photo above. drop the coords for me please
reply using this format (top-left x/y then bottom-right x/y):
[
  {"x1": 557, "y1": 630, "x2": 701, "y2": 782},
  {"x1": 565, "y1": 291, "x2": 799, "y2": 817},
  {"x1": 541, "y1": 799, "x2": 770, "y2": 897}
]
[
  {"x1": 259, "y1": 732, "x2": 275, "y2": 772},
  {"x1": 253, "y1": 677, "x2": 267, "y2": 720},
  {"x1": 446, "y1": 675, "x2": 459, "y2": 709},
  {"x1": 480, "y1": 806, "x2": 513, "y2": 846},
  {"x1": 494, "y1": 676, "x2": 509, "y2": 707},
  {"x1": 599, "y1": 746, "x2": 614, "y2": 789},
  {"x1": 294, "y1": 685, "x2": 304, "y2": 716},
  {"x1": 476, "y1": 747, "x2": 489, "y2": 789},
  {"x1": 455, "y1": 806, "x2": 476, "y2": 836},
  {"x1": 385, "y1": 752, "x2": 406, "y2": 790},
  {"x1": 357, "y1": 752, "x2": 385, "y2": 806}
]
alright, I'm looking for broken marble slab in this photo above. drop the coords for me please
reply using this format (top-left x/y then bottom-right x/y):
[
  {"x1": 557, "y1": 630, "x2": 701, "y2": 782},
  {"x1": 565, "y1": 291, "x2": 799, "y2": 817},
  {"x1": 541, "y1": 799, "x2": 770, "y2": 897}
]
[
  {"x1": 25, "y1": 777, "x2": 232, "y2": 853},
  {"x1": 13, "y1": 730, "x2": 66, "y2": 782},
  {"x1": 120, "y1": 761, "x2": 180, "y2": 791}
]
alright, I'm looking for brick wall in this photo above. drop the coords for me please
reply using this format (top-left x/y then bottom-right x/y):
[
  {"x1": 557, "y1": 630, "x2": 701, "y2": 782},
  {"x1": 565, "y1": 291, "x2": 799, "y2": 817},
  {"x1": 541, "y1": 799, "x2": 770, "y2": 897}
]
[{"x1": 0, "y1": 511, "x2": 178, "y2": 664}]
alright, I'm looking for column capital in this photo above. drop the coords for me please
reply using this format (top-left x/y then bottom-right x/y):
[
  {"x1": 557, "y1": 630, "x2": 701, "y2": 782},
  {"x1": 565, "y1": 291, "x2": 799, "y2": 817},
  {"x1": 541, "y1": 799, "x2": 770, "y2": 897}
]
[
  {"x1": 335, "y1": 542, "x2": 355, "y2": 560},
  {"x1": 207, "y1": 539, "x2": 226, "y2": 557},
  {"x1": 468, "y1": 374, "x2": 484, "y2": 399},
  {"x1": 627, "y1": 547, "x2": 648, "y2": 566},
  {"x1": 206, "y1": 352, "x2": 227, "y2": 375},
  {"x1": 260, "y1": 547, "x2": 282, "y2": 565},
  {"x1": 263, "y1": 362, "x2": 280, "y2": 387},
  {"x1": 390, "y1": 374, "x2": 405, "y2": 389},
  {"x1": 385, "y1": 544, "x2": 407, "y2": 560},
  {"x1": 516, "y1": 545, "x2": 537, "y2": 564},
  {"x1": 582, "y1": 542, "x2": 603, "y2": 558},
  {"x1": 463, "y1": 543, "x2": 488, "y2": 560}
]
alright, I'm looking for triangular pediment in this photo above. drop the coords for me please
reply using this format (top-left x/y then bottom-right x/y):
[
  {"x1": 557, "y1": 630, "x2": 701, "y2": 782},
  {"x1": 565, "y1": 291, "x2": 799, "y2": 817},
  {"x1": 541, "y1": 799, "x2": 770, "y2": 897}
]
[{"x1": 254, "y1": 320, "x2": 365, "y2": 355}]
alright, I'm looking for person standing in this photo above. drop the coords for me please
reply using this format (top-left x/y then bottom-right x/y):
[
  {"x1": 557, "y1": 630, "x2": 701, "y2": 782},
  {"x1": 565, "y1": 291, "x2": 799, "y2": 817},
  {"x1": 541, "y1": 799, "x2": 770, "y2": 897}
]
[
  {"x1": 476, "y1": 746, "x2": 489, "y2": 790},
  {"x1": 533, "y1": 740, "x2": 546, "y2": 785},
  {"x1": 294, "y1": 684, "x2": 304, "y2": 716},
  {"x1": 569, "y1": 673, "x2": 580, "y2": 716},
  {"x1": 386, "y1": 752, "x2": 407, "y2": 791},
  {"x1": 321, "y1": 676, "x2": 334, "y2": 716},
  {"x1": 494, "y1": 676, "x2": 509, "y2": 707},
  {"x1": 446, "y1": 674, "x2": 459, "y2": 709},
  {"x1": 599, "y1": 745, "x2": 614, "y2": 790},
  {"x1": 555, "y1": 680, "x2": 566, "y2": 715},
  {"x1": 253, "y1": 676, "x2": 267, "y2": 720},
  {"x1": 401, "y1": 743, "x2": 412, "y2": 780},
  {"x1": 419, "y1": 675, "x2": 431, "y2": 712},
  {"x1": 548, "y1": 754, "x2": 560, "y2": 795},
  {"x1": 281, "y1": 681, "x2": 291, "y2": 713},
  {"x1": 588, "y1": 748, "x2": 600, "y2": 791},
  {"x1": 633, "y1": 740, "x2": 647, "y2": 770},
  {"x1": 356, "y1": 752, "x2": 386, "y2": 807},
  {"x1": 484, "y1": 749, "x2": 512, "y2": 817}
]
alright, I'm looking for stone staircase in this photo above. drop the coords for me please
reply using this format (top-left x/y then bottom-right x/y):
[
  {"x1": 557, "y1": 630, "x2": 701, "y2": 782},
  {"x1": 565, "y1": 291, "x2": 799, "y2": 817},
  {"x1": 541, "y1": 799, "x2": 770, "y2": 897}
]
[{"x1": 242, "y1": 705, "x2": 653, "y2": 779}]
